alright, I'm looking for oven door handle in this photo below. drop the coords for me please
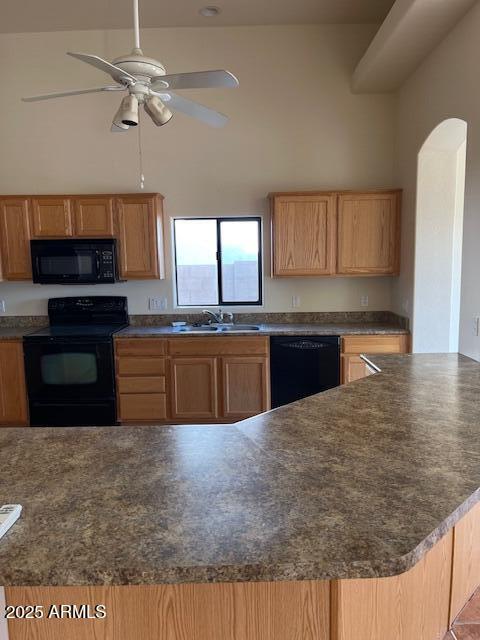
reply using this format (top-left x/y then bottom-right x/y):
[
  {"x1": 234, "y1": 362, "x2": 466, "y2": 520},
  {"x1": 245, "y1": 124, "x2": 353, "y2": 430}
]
[{"x1": 32, "y1": 338, "x2": 111, "y2": 345}]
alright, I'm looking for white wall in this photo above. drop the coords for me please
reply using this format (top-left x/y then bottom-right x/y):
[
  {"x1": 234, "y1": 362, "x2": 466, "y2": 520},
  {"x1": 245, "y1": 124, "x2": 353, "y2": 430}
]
[
  {"x1": 394, "y1": 1, "x2": 480, "y2": 360},
  {"x1": 0, "y1": 24, "x2": 396, "y2": 315},
  {"x1": 412, "y1": 120, "x2": 466, "y2": 353}
]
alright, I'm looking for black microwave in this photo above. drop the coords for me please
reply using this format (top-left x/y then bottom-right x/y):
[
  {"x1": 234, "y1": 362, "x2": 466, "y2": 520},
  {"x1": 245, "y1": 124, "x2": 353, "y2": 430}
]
[{"x1": 31, "y1": 239, "x2": 119, "y2": 284}]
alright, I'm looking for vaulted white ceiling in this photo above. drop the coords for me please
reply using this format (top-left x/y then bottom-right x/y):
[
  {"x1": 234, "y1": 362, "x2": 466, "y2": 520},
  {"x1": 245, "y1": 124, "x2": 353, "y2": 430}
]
[
  {"x1": 353, "y1": 0, "x2": 478, "y2": 92},
  {"x1": 0, "y1": 0, "x2": 396, "y2": 34}
]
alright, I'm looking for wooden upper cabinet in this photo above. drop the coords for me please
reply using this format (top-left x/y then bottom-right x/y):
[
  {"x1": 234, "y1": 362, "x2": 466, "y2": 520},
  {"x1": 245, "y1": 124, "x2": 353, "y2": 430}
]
[
  {"x1": 271, "y1": 193, "x2": 336, "y2": 276},
  {"x1": 116, "y1": 195, "x2": 165, "y2": 279},
  {"x1": 337, "y1": 191, "x2": 401, "y2": 275},
  {"x1": 0, "y1": 340, "x2": 28, "y2": 426},
  {"x1": 30, "y1": 197, "x2": 73, "y2": 237},
  {"x1": 73, "y1": 197, "x2": 115, "y2": 237},
  {"x1": 0, "y1": 198, "x2": 32, "y2": 280}
]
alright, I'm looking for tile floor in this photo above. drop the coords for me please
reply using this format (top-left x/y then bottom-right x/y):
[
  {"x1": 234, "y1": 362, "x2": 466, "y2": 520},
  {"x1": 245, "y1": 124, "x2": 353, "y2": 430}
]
[{"x1": 444, "y1": 587, "x2": 480, "y2": 639}]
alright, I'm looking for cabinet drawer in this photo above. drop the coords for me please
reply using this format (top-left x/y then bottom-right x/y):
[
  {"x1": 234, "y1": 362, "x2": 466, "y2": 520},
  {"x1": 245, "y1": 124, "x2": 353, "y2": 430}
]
[
  {"x1": 342, "y1": 335, "x2": 408, "y2": 354},
  {"x1": 118, "y1": 376, "x2": 166, "y2": 394},
  {"x1": 168, "y1": 337, "x2": 269, "y2": 356},
  {"x1": 118, "y1": 393, "x2": 167, "y2": 421},
  {"x1": 117, "y1": 357, "x2": 166, "y2": 376},
  {"x1": 115, "y1": 339, "x2": 167, "y2": 356}
]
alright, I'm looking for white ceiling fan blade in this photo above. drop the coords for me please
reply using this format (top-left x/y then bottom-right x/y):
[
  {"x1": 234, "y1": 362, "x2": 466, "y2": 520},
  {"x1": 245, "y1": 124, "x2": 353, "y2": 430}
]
[
  {"x1": 151, "y1": 70, "x2": 239, "y2": 91},
  {"x1": 67, "y1": 52, "x2": 137, "y2": 85},
  {"x1": 111, "y1": 122, "x2": 130, "y2": 133},
  {"x1": 160, "y1": 93, "x2": 229, "y2": 128},
  {"x1": 22, "y1": 86, "x2": 125, "y2": 102}
]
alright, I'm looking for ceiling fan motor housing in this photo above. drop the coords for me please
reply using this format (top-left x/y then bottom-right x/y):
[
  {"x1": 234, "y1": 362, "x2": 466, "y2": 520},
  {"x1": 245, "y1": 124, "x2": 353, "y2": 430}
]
[{"x1": 112, "y1": 50, "x2": 166, "y2": 81}]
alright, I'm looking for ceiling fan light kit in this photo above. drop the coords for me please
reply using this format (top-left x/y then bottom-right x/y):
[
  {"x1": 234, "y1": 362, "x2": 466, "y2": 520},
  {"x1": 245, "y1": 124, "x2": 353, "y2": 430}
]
[
  {"x1": 21, "y1": 0, "x2": 239, "y2": 132},
  {"x1": 115, "y1": 94, "x2": 139, "y2": 127},
  {"x1": 144, "y1": 96, "x2": 173, "y2": 126}
]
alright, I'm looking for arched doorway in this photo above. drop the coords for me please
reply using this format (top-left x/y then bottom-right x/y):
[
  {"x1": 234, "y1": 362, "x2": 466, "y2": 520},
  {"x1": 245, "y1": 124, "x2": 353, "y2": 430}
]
[{"x1": 412, "y1": 118, "x2": 467, "y2": 353}]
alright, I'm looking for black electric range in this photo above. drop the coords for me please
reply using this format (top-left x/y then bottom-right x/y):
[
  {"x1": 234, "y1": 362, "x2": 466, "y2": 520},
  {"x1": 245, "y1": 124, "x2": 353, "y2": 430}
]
[{"x1": 24, "y1": 296, "x2": 128, "y2": 426}]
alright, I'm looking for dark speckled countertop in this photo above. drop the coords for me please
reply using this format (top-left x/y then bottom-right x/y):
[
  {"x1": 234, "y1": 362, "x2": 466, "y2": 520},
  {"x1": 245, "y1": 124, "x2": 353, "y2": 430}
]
[
  {"x1": 117, "y1": 322, "x2": 408, "y2": 337},
  {"x1": 0, "y1": 327, "x2": 37, "y2": 339},
  {"x1": 0, "y1": 353, "x2": 479, "y2": 587}
]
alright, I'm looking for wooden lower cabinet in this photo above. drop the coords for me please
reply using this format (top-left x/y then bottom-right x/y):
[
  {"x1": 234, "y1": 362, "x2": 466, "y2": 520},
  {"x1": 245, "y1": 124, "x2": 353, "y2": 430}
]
[
  {"x1": 221, "y1": 356, "x2": 270, "y2": 420},
  {"x1": 170, "y1": 357, "x2": 219, "y2": 421},
  {"x1": 4, "y1": 581, "x2": 330, "y2": 640},
  {"x1": 332, "y1": 530, "x2": 453, "y2": 640},
  {"x1": 0, "y1": 340, "x2": 28, "y2": 426},
  {"x1": 341, "y1": 334, "x2": 409, "y2": 384},
  {"x1": 119, "y1": 393, "x2": 167, "y2": 422},
  {"x1": 5, "y1": 502, "x2": 480, "y2": 640},
  {"x1": 115, "y1": 337, "x2": 270, "y2": 424},
  {"x1": 449, "y1": 500, "x2": 480, "y2": 623},
  {"x1": 341, "y1": 354, "x2": 375, "y2": 384}
]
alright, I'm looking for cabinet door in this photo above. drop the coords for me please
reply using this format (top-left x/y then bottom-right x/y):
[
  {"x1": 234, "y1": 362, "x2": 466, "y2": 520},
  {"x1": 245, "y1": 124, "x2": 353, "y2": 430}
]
[
  {"x1": 0, "y1": 198, "x2": 32, "y2": 280},
  {"x1": 73, "y1": 197, "x2": 115, "y2": 237},
  {"x1": 170, "y1": 357, "x2": 218, "y2": 421},
  {"x1": 271, "y1": 194, "x2": 336, "y2": 276},
  {"x1": 341, "y1": 355, "x2": 374, "y2": 384},
  {"x1": 337, "y1": 192, "x2": 400, "y2": 275},
  {"x1": 0, "y1": 341, "x2": 28, "y2": 426},
  {"x1": 30, "y1": 197, "x2": 73, "y2": 237},
  {"x1": 116, "y1": 195, "x2": 165, "y2": 279},
  {"x1": 221, "y1": 356, "x2": 270, "y2": 420}
]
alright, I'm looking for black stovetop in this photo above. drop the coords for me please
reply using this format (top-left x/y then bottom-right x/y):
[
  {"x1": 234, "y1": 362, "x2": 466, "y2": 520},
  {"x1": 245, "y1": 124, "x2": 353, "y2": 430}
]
[
  {"x1": 24, "y1": 296, "x2": 129, "y2": 341},
  {"x1": 25, "y1": 324, "x2": 127, "y2": 339}
]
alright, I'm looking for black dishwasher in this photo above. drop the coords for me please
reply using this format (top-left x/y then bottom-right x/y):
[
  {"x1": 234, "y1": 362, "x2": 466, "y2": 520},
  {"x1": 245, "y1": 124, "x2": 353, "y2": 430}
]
[{"x1": 270, "y1": 336, "x2": 340, "y2": 408}]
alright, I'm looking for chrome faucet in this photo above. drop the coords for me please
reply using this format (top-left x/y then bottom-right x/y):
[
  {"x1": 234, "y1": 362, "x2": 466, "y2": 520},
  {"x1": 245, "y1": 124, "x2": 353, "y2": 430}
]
[{"x1": 202, "y1": 309, "x2": 234, "y2": 324}]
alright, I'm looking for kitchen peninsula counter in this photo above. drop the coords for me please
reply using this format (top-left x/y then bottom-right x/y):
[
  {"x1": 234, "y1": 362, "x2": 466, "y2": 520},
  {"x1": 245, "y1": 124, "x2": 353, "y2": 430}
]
[{"x1": 0, "y1": 353, "x2": 479, "y2": 587}]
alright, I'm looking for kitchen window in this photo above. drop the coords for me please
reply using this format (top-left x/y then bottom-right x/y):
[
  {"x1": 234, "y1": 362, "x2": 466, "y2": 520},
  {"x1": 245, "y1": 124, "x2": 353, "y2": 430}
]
[{"x1": 173, "y1": 217, "x2": 262, "y2": 306}]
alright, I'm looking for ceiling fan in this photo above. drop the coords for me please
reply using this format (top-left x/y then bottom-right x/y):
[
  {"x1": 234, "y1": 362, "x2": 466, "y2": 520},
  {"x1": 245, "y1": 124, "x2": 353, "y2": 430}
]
[{"x1": 22, "y1": 0, "x2": 239, "y2": 131}]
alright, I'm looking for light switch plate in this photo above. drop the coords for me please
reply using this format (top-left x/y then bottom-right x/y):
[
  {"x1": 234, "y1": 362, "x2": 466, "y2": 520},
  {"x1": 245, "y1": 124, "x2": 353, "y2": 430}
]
[
  {"x1": 474, "y1": 316, "x2": 480, "y2": 337},
  {"x1": 292, "y1": 295, "x2": 300, "y2": 308},
  {"x1": 0, "y1": 300, "x2": 6, "y2": 313},
  {"x1": 149, "y1": 297, "x2": 167, "y2": 311}
]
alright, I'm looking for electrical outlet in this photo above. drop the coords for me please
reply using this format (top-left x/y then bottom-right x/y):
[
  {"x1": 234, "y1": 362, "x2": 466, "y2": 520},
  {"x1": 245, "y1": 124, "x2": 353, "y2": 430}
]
[
  {"x1": 360, "y1": 295, "x2": 369, "y2": 307},
  {"x1": 292, "y1": 295, "x2": 300, "y2": 308},
  {"x1": 0, "y1": 300, "x2": 5, "y2": 313},
  {"x1": 149, "y1": 297, "x2": 167, "y2": 311},
  {"x1": 474, "y1": 316, "x2": 480, "y2": 337}
]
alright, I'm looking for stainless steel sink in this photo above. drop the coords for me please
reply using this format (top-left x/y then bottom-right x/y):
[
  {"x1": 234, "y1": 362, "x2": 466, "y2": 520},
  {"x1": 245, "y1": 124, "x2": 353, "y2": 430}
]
[
  {"x1": 218, "y1": 325, "x2": 261, "y2": 331},
  {"x1": 177, "y1": 326, "x2": 218, "y2": 332},
  {"x1": 177, "y1": 324, "x2": 261, "y2": 332}
]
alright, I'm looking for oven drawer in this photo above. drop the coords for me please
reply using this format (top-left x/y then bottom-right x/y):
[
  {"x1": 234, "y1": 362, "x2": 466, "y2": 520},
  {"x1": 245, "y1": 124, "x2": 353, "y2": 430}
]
[
  {"x1": 117, "y1": 376, "x2": 166, "y2": 394},
  {"x1": 116, "y1": 357, "x2": 166, "y2": 376},
  {"x1": 118, "y1": 393, "x2": 167, "y2": 421}
]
